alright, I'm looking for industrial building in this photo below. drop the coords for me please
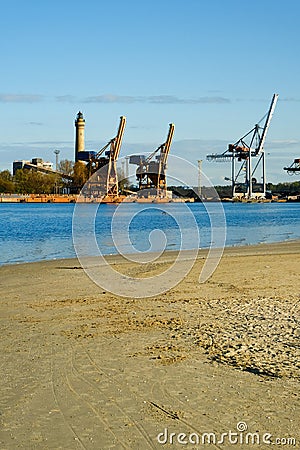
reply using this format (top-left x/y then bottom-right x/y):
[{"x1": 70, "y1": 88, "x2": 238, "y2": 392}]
[{"x1": 13, "y1": 158, "x2": 53, "y2": 176}]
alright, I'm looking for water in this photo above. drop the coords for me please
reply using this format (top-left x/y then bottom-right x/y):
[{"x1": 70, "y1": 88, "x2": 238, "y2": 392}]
[{"x1": 0, "y1": 202, "x2": 299, "y2": 265}]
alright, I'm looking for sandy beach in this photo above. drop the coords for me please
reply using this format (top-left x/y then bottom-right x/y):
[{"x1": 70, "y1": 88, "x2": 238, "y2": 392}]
[{"x1": 0, "y1": 241, "x2": 299, "y2": 449}]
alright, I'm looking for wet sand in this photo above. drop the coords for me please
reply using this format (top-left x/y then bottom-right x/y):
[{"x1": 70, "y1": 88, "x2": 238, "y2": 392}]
[{"x1": 0, "y1": 241, "x2": 299, "y2": 449}]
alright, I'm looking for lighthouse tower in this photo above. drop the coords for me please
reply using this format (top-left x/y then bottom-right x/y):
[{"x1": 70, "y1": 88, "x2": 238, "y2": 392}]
[{"x1": 75, "y1": 111, "x2": 85, "y2": 162}]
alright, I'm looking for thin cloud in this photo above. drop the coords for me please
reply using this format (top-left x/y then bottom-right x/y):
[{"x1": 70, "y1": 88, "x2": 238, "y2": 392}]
[
  {"x1": 235, "y1": 96, "x2": 300, "y2": 103},
  {"x1": 0, "y1": 94, "x2": 43, "y2": 103},
  {"x1": 82, "y1": 94, "x2": 230, "y2": 104},
  {"x1": 4, "y1": 140, "x2": 73, "y2": 148},
  {"x1": 56, "y1": 95, "x2": 77, "y2": 102},
  {"x1": 127, "y1": 125, "x2": 154, "y2": 130},
  {"x1": 279, "y1": 97, "x2": 300, "y2": 102},
  {"x1": 86, "y1": 94, "x2": 137, "y2": 103},
  {"x1": 148, "y1": 95, "x2": 230, "y2": 104},
  {"x1": 266, "y1": 139, "x2": 300, "y2": 147},
  {"x1": 25, "y1": 140, "x2": 73, "y2": 146}
]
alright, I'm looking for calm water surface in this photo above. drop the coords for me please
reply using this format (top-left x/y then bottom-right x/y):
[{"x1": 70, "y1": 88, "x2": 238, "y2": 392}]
[{"x1": 0, "y1": 202, "x2": 299, "y2": 265}]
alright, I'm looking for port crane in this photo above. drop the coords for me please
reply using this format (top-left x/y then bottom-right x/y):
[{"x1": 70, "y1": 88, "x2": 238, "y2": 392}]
[
  {"x1": 82, "y1": 116, "x2": 126, "y2": 199},
  {"x1": 129, "y1": 123, "x2": 175, "y2": 196},
  {"x1": 207, "y1": 94, "x2": 278, "y2": 198},
  {"x1": 284, "y1": 158, "x2": 300, "y2": 175}
]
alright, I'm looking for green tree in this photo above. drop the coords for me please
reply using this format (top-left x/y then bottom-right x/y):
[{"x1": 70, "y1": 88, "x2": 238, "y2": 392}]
[
  {"x1": 0, "y1": 170, "x2": 15, "y2": 193},
  {"x1": 117, "y1": 167, "x2": 131, "y2": 194},
  {"x1": 58, "y1": 159, "x2": 74, "y2": 176},
  {"x1": 14, "y1": 169, "x2": 57, "y2": 194},
  {"x1": 73, "y1": 162, "x2": 88, "y2": 188}
]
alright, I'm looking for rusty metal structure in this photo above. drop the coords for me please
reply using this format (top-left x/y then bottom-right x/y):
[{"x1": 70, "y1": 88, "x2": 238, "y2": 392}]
[
  {"x1": 284, "y1": 158, "x2": 300, "y2": 175},
  {"x1": 207, "y1": 94, "x2": 278, "y2": 198},
  {"x1": 129, "y1": 123, "x2": 175, "y2": 196},
  {"x1": 78, "y1": 116, "x2": 126, "y2": 200},
  {"x1": 89, "y1": 116, "x2": 126, "y2": 198}
]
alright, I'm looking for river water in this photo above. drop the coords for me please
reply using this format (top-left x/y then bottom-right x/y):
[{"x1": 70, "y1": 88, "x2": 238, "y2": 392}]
[{"x1": 0, "y1": 202, "x2": 299, "y2": 265}]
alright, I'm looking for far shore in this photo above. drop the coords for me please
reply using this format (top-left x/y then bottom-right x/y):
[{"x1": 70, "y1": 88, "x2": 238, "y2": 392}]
[{"x1": 1, "y1": 192, "x2": 300, "y2": 203}]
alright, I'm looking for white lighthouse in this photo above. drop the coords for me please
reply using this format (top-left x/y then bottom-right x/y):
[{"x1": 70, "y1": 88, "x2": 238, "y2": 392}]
[{"x1": 75, "y1": 111, "x2": 85, "y2": 162}]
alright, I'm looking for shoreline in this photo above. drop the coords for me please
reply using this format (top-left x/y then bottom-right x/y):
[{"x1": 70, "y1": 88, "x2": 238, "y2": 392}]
[
  {"x1": 1, "y1": 193, "x2": 300, "y2": 203},
  {"x1": 1, "y1": 237, "x2": 300, "y2": 269}
]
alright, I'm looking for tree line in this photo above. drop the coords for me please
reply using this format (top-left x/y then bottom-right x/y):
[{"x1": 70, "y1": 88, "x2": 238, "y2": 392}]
[
  {"x1": 0, "y1": 160, "x2": 89, "y2": 194},
  {"x1": 0, "y1": 162, "x2": 299, "y2": 197},
  {"x1": 169, "y1": 181, "x2": 300, "y2": 200}
]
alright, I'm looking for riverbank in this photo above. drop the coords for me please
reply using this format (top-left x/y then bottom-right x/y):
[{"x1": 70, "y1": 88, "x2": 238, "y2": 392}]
[
  {"x1": 1, "y1": 241, "x2": 299, "y2": 448},
  {"x1": 0, "y1": 193, "x2": 78, "y2": 203},
  {"x1": 1, "y1": 193, "x2": 300, "y2": 203}
]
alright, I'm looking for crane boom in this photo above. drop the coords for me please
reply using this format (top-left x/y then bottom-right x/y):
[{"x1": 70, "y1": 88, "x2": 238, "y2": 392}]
[
  {"x1": 143, "y1": 123, "x2": 175, "y2": 164},
  {"x1": 256, "y1": 93, "x2": 278, "y2": 154},
  {"x1": 112, "y1": 116, "x2": 126, "y2": 160},
  {"x1": 161, "y1": 123, "x2": 175, "y2": 165},
  {"x1": 157, "y1": 123, "x2": 175, "y2": 191},
  {"x1": 94, "y1": 115, "x2": 126, "y2": 160}
]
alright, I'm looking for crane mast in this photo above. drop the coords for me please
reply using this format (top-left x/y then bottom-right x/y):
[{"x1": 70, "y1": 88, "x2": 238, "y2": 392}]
[{"x1": 157, "y1": 123, "x2": 175, "y2": 192}]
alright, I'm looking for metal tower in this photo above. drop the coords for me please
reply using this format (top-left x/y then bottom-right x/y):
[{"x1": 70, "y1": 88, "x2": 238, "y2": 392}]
[
  {"x1": 54, "y1": 149, "x2": 60, "y2": 171},
  {"x1": 207, "y1": 94, "x2": 278, "y2": 199}
]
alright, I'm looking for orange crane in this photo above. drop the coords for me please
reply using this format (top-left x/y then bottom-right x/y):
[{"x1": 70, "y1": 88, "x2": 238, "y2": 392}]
[
  {"x1": 129, "y1": 123, "x2": 175, "y2": 196},
  {"x1": 85, "y1": 116, "x2": 126, "y2": 199}
]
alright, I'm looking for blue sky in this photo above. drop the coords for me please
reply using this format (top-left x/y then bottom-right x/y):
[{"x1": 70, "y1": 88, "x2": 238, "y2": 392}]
[{"x1": 1, "y1": 0, "x2": 300, "y2": 185}]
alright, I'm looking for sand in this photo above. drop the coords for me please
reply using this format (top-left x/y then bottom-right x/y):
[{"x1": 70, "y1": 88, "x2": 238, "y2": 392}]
[{"x1": 0, "y1": 241, "x2": 299, "y2": 449}]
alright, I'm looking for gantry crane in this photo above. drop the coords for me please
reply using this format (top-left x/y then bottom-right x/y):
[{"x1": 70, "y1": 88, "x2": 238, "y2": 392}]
[
  {"x1": 129, "y1": 123, "x2": 175, "y2": 196},
  {"x1": 84, "y1": 116, "x2": 126, "y2": 199},
  {"x1": 284, "y1": 158, "x2": 300, "y2": 175},
  {"x1": 207, "y1": 94, "x2": 278, "y2": 198}
]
